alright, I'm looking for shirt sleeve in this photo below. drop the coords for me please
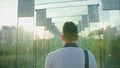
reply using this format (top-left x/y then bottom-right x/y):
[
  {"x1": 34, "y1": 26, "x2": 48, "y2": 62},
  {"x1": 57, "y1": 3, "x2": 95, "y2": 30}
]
[
  {"x1": 45, "y1": 52, "x2": 53, "y2": 68},
  {"x1": 88, "y1": 50, "x2": 97, "y2": 68}
]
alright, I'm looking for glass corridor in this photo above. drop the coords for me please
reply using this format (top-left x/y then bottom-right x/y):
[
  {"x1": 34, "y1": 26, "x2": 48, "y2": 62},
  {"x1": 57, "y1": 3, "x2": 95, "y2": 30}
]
[{"x1": 0, "y1": 0, "x2": 120, "y2": 68}]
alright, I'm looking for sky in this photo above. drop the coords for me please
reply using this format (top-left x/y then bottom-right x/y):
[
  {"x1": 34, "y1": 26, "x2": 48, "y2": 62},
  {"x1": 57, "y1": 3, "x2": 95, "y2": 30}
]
[
  {"x1": 0, "y1": 0, "x2": 87, "y2": 29},
  {"x1": 0, "y1": 0, "x2": 17, "y2": 26},
  {"x1": 0, "y1": 0, "x2": 98, "y2": 26},
  {"x1": 0, "y1": 0, "x2": 120, "y2": 37}
]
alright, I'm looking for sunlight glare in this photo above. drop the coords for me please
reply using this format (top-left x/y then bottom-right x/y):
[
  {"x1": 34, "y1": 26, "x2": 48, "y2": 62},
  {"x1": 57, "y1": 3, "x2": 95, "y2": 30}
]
[
  {"x1": 35, "y1": 26, "x2": 54, "y2": 39},
  {"x1": 18, "y1": 18, "x2": 34, "y2": 32},
  {"x1": 35, "y1": 26, "x2": 45, "y2": 39}
]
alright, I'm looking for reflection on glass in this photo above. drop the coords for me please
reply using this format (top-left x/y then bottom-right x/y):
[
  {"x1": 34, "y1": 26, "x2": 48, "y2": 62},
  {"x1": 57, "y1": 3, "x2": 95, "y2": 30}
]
[{"x1": 0, "y1": 0, "x2": 120, "y2": 68}]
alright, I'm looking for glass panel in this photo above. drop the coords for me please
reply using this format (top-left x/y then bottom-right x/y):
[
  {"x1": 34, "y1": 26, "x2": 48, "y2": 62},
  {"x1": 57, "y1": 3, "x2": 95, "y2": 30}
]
[
  {"x1": 35, "y1": 1, "x2": 100, "y2": 68},
  {"x1": 103, "y1": 10, "x2": 120, "y2": 68},
  {"x1": 17, "y1": 17, "x2": 34, "y2": 68},
  {"x1": 0, "y1": 0, "x2": 34, "y2": 68},
  {"x1": 0, "y1": 0, "x2": 17, "y2": 67},
  {"x1": 0, "y1": 0, "x2": 120, "y2": 68}
]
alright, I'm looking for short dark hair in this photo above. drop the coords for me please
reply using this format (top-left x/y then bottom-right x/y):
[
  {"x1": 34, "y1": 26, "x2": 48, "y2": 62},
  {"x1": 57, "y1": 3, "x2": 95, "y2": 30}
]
[{"x1": 63, "y1": 21, "x2": 78, "y2": 41}]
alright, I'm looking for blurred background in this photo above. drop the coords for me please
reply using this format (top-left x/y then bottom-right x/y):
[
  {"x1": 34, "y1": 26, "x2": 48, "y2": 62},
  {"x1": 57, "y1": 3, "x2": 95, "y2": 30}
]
[{"x1": 0, "y1": 0, "x2": 120, "y2": 68}]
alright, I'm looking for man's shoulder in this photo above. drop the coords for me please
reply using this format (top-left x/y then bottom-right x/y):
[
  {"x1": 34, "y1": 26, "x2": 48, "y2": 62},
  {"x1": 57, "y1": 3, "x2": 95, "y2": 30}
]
[
  {"x1": 48, "y1": 48, "x2": 95, "y2": 58},
  {"x1": 87, "y1": 49, "x2": 97, "y2": 68},
  {"x1": 87, "y1": 49, "x2": 95, "y2": 58},
  {"x1": 47, "y1": 48, "x2": 63, "y2": 55}
]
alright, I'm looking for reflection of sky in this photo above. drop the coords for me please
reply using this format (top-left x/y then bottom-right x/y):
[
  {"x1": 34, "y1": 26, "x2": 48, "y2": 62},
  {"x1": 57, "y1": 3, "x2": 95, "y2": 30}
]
[
  {"x1": 35, "y1": 0, "x2": 89, "y2": 4},
  {"x1": 0, "y1": 0, "x2": 17, "y2": 27},
  {"x1": 109, "y1": 11, "x2": 120, "y2": 26},
  {"x1": 103, "y1": 10, "x2": 120, "y2": 28},
  {"x1": 0, "y1": 0, "x2": 120, "y2": 35},
  {"x1": 47, "y1": 6, "x2": 87, "y2": 18},
  {"x1": 0, "y1": 0, "x2": 89, "y2": 27},
  {"x1": 46, "y1": 6, "x2": 87, "y2": 31},
  {"x1": 35, "y1": 0, "x2": 62, "y2": 4},
  {"x1": 18, "y1": 18, "x2": 34, "y2": 31}
]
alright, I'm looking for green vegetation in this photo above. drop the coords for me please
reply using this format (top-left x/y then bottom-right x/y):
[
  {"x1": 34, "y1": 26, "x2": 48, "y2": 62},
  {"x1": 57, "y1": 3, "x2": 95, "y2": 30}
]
[{"x1": 0, "y1": 26, "x2": 120, "y2": 68}]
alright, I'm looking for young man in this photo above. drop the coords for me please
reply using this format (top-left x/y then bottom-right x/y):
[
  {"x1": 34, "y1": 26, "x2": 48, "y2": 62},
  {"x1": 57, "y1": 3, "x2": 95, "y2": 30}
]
[{"x1": 45, "y1": 21, "x2": 97, "y2": 68}]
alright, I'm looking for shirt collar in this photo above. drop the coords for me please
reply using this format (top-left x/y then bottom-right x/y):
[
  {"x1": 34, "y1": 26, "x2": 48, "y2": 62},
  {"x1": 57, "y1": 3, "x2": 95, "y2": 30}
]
[{"x1": 63, "y1": 43, "x2": 78, "y2": 48}]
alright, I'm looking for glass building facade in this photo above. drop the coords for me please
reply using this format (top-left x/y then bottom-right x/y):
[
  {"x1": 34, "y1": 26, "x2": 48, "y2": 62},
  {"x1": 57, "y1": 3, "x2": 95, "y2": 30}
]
[{"x1": 0, "y1": 0, "x2": 120, "y2": 68}]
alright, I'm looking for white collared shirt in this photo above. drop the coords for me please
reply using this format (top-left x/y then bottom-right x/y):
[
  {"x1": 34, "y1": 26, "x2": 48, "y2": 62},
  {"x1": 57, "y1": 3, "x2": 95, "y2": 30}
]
[{"x1": 45, "y1": 47, "x2": 97, "y2": 68}]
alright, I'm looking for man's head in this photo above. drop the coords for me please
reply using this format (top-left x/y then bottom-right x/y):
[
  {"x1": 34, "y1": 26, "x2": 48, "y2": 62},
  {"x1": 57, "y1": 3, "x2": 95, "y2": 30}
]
[{"x1": 62, "y1": 21, "x2": 78, "y2": 43}]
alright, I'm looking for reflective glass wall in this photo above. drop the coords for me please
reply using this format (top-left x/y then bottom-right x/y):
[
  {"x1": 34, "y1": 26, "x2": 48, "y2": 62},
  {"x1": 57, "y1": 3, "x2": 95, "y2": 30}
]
[{"x1": 0, "y1": 0, "x2": 120, "y2": 68}]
